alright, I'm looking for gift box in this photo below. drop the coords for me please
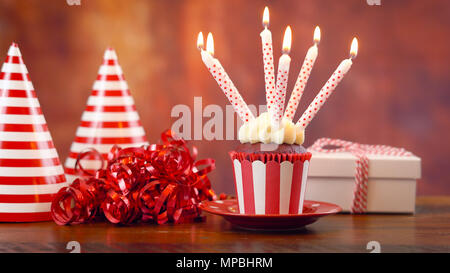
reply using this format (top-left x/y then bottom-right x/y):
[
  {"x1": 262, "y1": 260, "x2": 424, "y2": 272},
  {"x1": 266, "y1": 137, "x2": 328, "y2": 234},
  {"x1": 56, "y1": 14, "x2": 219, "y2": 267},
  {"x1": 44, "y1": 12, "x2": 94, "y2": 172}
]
[{"x1": 305, "y1": 138, "x2": 421, "y2": 214}]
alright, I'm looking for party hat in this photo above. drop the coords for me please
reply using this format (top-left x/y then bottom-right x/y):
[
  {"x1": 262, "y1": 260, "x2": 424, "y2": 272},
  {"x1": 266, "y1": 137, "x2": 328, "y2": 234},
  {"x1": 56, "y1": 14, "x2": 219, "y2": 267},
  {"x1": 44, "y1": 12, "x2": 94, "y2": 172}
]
[
  {"x1": 0, "y1": 43, "x2": 68, "y2": 222},
  {"x1": 64, "y1": 48, "x2": 149, "y2": 182}
]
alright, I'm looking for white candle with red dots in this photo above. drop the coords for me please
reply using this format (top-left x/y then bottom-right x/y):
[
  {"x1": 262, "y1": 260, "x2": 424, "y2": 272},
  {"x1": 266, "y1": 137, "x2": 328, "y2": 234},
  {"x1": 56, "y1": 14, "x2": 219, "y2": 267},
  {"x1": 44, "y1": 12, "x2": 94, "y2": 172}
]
[
  {"x1": 198, "y1": 32, "x2": 255, "y2": 123},
  {"x1": 260, "y1": 7, "x2": 277, "y2": 123},
  {"x1": 284, "y1": 26, "x2": 321, "y2": 120},
  {"x1": 273, "y1": 26, "x2": 292, "y2": 127},
  {"x1": 297, "y1": 37, "x2": 358, "y2": 130}
]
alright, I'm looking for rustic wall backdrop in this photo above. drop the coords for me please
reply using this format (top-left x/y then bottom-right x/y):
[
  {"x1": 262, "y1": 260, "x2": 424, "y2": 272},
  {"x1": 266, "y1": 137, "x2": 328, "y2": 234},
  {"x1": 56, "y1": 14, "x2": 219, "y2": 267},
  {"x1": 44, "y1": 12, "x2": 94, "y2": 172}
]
[{"x1": 0, "y1": 0, "x2": 449, "y2": 195}]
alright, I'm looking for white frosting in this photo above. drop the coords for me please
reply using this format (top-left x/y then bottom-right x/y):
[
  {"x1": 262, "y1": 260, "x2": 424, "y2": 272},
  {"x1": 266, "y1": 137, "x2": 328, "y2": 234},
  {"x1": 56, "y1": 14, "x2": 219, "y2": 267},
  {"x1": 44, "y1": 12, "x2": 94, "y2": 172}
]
[{"x1": 238, "y1": 112, "x2": 305, "y2": 145}]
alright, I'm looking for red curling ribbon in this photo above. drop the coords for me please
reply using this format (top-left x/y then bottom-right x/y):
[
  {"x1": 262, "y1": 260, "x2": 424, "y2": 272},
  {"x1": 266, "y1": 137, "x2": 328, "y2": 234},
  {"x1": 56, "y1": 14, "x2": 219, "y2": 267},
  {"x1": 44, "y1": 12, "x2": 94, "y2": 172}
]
[
  {"x1": 52, "y1": 130, "x2": 217, "y2": 225},
  {"x1": 74, "y1": 148, "x2": 105, "y2": 177}
]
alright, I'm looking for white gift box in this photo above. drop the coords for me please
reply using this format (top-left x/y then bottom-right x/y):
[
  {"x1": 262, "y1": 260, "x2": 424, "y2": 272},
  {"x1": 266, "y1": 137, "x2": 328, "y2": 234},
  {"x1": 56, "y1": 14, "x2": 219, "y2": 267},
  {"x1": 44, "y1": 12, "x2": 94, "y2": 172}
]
[{"x1": 305, "y1": 150, "x2": 421, "y2": 213}]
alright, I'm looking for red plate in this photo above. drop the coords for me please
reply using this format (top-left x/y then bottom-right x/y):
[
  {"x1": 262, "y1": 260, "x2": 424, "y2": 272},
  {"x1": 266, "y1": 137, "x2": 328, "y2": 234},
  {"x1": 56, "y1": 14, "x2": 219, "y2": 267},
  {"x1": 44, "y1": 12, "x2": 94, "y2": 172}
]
[{"x1": 200, "y1": 199, "x2": 341, "y2": 231}]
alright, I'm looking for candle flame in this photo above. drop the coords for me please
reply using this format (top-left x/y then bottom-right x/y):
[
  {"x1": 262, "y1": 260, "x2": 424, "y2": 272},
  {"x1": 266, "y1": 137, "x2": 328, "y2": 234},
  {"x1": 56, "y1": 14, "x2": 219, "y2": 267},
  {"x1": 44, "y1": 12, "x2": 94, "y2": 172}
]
[
  {"x1": 282, "y1": 26, "x2": 292, "y2": 53},
  {"x1": 206, "y1": 32, "x2": 214, "y2": 56},
  {"x1": 350, "y1": 37, "x2": 358, "y2": 58},
  {"x1": 263, "y1": 6, "x2": 269, "y2": 27},
  {"x1": 314, "y1": 26, "x2": 321, "y2": 44},
  {"x1": 197, "y1": 32, "x2": 204, "y2": 50}
]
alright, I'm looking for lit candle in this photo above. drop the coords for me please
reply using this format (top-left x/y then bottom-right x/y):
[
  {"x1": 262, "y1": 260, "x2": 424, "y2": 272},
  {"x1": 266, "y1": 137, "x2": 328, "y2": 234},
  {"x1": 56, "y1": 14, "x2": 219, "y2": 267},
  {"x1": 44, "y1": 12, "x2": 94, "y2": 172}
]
[
  {"x1": 273, "y1": 26, "x2": 292, "y2": 126},
  {"x1": 284, "y1": 26, "x2": 321, "y2": 120},
  {"x1": 197, "y1": 31, "x2": 204, "y2": 50},
  {"x1": 260, "y1": 7, "x2": 277, "y2": 123},
  {"x1": 198, "y1": 32, "x2": 255, "y2": 123},
  {"x1": 297, "y1": 37, "x2": 358, "y2": 130}
]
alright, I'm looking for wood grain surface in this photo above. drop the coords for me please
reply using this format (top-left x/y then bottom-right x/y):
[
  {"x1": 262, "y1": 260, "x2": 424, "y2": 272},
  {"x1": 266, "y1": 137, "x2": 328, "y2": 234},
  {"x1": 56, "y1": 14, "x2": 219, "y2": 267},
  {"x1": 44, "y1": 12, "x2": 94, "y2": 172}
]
[{"x1": 0, "y1": 196, "x2": 448, "y2": 253}]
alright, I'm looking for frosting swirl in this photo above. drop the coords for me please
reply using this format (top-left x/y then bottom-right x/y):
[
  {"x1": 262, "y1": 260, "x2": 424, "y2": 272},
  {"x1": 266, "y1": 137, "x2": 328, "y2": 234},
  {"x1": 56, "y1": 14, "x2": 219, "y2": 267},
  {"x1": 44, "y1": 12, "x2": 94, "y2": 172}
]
[{"x1": 238, "y1": 112, "x2": 305, "y2": 145}]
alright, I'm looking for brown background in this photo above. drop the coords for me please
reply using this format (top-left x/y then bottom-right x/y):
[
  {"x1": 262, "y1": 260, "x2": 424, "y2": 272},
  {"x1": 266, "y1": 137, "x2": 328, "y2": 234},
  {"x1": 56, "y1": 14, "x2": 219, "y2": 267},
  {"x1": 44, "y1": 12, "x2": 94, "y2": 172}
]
[{"x1": 0, "y1": 0, "x2": 449, "y2": 195}]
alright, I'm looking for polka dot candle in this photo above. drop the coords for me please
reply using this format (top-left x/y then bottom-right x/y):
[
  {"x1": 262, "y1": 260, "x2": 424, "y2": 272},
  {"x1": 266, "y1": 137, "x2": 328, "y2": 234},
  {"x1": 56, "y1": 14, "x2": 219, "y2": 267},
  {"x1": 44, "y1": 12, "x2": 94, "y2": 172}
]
[
  {"x1": 273, "y1": 26, "x2": 292, "y2": 127},
  {"x1": 297, "y1": 58, "x2": 353, "y2": 130},
  {"x1": 285, "y1": 26, "x2": 320, "y2": 121},
  {"x1": 197, "y1": 14, "x2": 358, "y2": 135},
  {"x1": 284, "y1": 44, "x2": 318, "y2": 120},
  {"x1": 297, "y1": 37, "x2": 358, "y2": 130},
  {"x1": 274, "y1": 54, "x2": 291, "y2": 124},
  {"x1": 200, "y1": 49, "x2": 254, "y2": 123},
  {"x1": 260, "y1": 7, "x2": 277, "y2": 124}
]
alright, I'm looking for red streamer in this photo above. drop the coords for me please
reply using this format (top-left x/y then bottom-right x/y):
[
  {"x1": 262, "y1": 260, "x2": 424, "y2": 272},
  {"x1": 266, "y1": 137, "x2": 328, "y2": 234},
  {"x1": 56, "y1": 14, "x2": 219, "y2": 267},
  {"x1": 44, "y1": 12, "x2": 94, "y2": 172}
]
[{"x1": 51, "y1": 130, "x2": 217, "y2": 225}]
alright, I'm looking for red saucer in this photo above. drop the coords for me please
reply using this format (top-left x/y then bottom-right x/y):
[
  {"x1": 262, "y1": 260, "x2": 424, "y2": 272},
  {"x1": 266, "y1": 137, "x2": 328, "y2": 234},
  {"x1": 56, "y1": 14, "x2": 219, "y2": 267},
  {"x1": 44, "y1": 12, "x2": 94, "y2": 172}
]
[{"x1": 200, "y1": 199, "x2": 341, "y2": 231}]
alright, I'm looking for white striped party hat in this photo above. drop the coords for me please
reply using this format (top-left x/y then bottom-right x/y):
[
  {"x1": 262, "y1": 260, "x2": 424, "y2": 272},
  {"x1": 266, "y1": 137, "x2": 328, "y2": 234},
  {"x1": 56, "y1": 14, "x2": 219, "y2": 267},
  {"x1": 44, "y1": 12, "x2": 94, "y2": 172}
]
[
  {"x1": 0, "y1": 43, "x2": 68, "y2": 222},
  {"x1": 64, "y1": 48, "x2": 149, "y2": 182}
]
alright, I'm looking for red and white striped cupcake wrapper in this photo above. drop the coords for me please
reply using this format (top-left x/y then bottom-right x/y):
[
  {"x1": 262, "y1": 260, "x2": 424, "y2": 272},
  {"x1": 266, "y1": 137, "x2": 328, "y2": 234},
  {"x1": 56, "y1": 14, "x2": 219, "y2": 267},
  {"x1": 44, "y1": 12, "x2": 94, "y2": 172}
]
[
  {"x1": 64, "y1": 48, "x2": 149, "y2": 182},
  {"x1": 230, "y1": 152, "x2": 312, "y2": 215},
  {"x1": 0, "y1": 43, "x2": 68, "y2": 222}
]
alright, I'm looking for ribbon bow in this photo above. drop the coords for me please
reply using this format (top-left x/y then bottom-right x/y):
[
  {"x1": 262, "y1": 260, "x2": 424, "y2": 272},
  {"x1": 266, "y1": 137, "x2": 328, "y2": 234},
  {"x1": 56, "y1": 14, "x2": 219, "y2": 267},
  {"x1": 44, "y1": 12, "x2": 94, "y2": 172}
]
[{"x1": 308, "y1": 138, "x2": 412, "y2": 213}]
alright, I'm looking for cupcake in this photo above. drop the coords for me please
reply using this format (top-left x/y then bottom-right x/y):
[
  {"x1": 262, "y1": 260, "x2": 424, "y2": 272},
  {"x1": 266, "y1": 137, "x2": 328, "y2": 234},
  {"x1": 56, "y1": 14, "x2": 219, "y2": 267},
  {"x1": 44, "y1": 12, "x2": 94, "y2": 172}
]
[
  {"x1": 230, "y1": 112, "x2": 311, "y2": 215},
  {"x1": 196, "y1": 23, "x2": 355, "y2": 214}
]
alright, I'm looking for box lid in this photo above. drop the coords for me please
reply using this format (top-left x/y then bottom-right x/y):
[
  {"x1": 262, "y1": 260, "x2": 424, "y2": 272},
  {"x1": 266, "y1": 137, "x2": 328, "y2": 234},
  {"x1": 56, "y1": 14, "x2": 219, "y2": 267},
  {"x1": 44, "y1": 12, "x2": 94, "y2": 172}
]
[{"x1": 308, "y1": 151, "x2": 421, "y2": 179}]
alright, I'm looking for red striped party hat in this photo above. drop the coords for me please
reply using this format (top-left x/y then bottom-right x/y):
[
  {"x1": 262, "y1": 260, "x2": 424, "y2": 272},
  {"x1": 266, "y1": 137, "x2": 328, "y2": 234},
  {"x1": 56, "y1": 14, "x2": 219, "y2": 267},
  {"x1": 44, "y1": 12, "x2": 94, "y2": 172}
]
[
  {"x1": 0, "y1": 43, "x2": 68, "y2": 222},
  {"x1": 64, "y1": 48, "x2": 149, "y2": 182}
]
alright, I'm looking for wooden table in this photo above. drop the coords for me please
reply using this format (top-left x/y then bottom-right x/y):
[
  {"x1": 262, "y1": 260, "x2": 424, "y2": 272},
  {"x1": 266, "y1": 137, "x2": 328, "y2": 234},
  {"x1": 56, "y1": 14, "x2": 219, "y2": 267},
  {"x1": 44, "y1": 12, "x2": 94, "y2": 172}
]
[{"x1": 0, "y1": 196, "x2": 449, "y2": 253}]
